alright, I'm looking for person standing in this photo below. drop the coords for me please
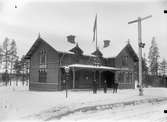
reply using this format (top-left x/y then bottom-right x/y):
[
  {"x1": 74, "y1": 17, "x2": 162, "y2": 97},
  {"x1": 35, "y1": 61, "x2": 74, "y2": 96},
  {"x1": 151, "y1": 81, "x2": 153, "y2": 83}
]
[
  {"x1": 104, "y1": 80, "x2": 107, "y2": 93},
  {"x1": 92, "y1": 80, "x2": 97, "y2": 94},
  {"x1": 113, "y1": 80, "x2": 119, "y2": 93}
]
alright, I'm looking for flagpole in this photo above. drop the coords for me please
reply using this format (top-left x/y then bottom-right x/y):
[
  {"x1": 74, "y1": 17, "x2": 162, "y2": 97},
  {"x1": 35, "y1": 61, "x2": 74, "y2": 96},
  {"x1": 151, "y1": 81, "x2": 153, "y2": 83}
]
[{"x1": 96, "y1": 14, "x2": 98, "y2": 51}]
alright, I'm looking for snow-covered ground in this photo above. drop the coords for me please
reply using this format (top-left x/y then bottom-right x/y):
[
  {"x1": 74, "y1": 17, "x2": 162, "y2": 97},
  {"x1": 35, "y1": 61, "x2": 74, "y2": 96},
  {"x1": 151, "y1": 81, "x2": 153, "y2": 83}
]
[
  {"x1": 0, "y1": 84, "x2": 167, "y2": 122},
  {"x1": 62, "y1": 100, "x2": 167, "y2": 122}
]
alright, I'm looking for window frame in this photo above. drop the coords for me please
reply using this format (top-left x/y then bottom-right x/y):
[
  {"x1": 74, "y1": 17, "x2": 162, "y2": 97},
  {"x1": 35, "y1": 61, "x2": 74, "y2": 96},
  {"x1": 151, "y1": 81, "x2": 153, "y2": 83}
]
[
  {"x1": 122, "y1": 55, "x2": 128, "y2": 66},
  {"x1": 40, "y1": 49, "x2": 47, "y2": 66},
  {"x1": 39, "y1": 49, "x2": 47, "y2": 82}
]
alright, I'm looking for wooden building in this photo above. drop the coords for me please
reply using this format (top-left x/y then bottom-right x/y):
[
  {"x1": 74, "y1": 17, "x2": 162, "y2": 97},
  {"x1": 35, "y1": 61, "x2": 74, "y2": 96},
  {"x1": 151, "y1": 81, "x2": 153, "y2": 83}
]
[{"x1": 25, "y1": 35, "x2": 138, "y2": 91}]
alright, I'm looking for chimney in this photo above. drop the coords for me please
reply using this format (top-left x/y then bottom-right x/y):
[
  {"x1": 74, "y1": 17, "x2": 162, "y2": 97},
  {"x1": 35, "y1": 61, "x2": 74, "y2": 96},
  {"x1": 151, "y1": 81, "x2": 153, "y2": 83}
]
[{"x1": 67, "y1": 35, "x2": 76, "y2": 44}]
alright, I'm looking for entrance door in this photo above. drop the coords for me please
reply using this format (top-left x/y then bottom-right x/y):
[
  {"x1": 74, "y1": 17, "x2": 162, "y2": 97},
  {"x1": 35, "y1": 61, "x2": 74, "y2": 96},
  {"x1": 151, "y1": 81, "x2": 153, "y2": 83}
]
[{"x1": 102, "y1": 71, "x2": 115, "y2": 88}]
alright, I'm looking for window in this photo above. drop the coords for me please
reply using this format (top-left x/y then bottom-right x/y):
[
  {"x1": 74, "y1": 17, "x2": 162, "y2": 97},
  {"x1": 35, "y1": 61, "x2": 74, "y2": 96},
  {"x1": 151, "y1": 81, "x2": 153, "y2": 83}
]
[
  {"x1": 129, "y1": 72, "x2": 132, "y2": 83},
  {"x1": 124, "y1": 72, "x2": 133, "y2": 83},
  {"x1": 118, "y1": 72, "x2": 124, "y2": 83},
  {"x1": 40, "y1": 49, "x2": 47, "y2": 65},
  {"x1": 39, "y1": 49, "x2": 47, "y2": 82},
  {"x1": 125, "y1": 72, "x2": 129, "y2": 83},
  {"x1": 122, "y1": 55, "x2": 128, "y2": 66}
]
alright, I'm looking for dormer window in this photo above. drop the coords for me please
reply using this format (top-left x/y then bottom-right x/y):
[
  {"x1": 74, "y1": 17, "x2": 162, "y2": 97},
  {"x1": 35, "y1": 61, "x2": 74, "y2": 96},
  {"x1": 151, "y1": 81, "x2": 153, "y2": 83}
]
[{"x1": 69, "y1": 43, "x2": 83, "y2": 55}]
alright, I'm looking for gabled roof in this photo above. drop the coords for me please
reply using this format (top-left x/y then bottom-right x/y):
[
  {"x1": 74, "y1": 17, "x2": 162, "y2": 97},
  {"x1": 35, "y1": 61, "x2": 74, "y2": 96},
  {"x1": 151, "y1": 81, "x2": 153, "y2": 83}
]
[
  {"x1": 25, "y1": 35, "x2": 138, "y2": 61},
  {"x1": 25, "y1": 36, "x2": 75, "y2": 59},
  {"x1": 101, "y1": 41, "x2": 138, "y2": 61},
  {"x1": 25, "y1": 36, "x2": 44, "y2": 59},
  {"x1": 101, "y1": 42, "x2": 127, "y2": 58},
  {"x1": 124, "y1": 43, "x2": 138, "y2": 62},
  {"x1": 25, "y1": 35, "x2": 96, "y2": 59}
]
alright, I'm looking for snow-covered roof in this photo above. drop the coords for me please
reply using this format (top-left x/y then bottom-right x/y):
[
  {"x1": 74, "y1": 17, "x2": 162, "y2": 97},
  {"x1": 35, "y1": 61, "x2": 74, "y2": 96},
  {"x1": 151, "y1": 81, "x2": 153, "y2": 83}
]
[
  {"x1": 25, "y1": 36, "x2": 75, "y2": 59},
  {"x1": 43, "y1": 36, "x2": 100, "y2": 57},
  {"x1": 25, "y1": 35, "x2": 137, "y2": 60},
  {"x1": 101, "y1": 43, "x2": 127, "y2": 58},
  {"x1": 45, "y1": 37, "x2": 75, "y2": 54},
  {"x1": 62, "y1": 64, "x2": 129, "y2": 71},
  {"x1": 40, "y1": 37, "x2": 129, "y2": 58}
]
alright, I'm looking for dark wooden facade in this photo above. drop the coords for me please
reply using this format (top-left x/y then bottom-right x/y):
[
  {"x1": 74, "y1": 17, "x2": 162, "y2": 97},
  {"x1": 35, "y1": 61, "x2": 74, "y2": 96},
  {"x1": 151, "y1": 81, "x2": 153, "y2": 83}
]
[{"x1": 25, "y1": 37, "x2": 138, "y2": 91}]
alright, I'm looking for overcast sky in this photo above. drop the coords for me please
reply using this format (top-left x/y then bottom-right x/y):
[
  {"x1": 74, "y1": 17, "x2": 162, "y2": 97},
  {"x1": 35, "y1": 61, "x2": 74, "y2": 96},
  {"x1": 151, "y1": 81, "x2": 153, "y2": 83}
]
[{"x1": 0, "y1": 0, "x2": 167, "y2": 62}]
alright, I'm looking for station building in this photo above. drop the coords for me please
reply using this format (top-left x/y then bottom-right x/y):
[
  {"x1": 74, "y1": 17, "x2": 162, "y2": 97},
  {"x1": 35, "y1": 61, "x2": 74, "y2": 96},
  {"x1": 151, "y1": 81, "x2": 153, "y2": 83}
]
[{"x1": 25, "y1": 35, "x2": 138, "y2": 91}]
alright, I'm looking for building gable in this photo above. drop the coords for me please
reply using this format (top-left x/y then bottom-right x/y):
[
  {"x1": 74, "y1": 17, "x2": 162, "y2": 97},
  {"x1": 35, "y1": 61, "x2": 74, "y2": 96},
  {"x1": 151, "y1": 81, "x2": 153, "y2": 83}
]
[
  {"x1": 25, "y1": 36, "x2": 72, "y2": 60},
  {"x1": 116, "y1": 43, "x2": 138, "y2": 62},
  {"x1": 25, "y1": 37, "x2": 43, "y2": 59},
  {"x1": 25, "y1": 37, "x2": 58, "y2": 59},
  {"x1": 28, "y1": 36, "x2": 63, "y2": 85},
  {"x1": 124, "y1": 44, "x2": 138, "y2": 62},
  {"x1": 114, "y1": 43, "x2": 138, "y2": 69}
]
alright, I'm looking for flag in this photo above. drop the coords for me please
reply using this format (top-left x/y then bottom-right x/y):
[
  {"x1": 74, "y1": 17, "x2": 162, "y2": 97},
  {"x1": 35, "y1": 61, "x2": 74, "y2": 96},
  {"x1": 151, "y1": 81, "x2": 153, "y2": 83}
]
[
  {"x1": 103, "y1": 40, "x2": 110, "y2": 48},
  {"x1": 67, "y1": 39, "x2": 75, "y2": 44},
  {"x1": 93, "y1": 15, "x2": 97, "y2": 42},
  {"x1": 67, "y1": 35, "x2": 76, "y2": 44}
]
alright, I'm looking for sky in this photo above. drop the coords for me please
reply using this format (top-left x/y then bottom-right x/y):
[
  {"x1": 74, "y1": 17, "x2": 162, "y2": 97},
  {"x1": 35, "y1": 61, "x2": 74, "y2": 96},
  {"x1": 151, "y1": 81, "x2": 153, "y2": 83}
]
[{"x1": 0, "y1": 0, "x2": 167, "y2": 62}]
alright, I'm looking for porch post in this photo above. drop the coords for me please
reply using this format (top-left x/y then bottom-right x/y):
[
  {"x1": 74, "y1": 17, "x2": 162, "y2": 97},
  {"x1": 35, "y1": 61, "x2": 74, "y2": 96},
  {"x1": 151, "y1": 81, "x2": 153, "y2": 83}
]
[
  {"x1": 132, "y1": 70, "x2": 134, "y2": 88},
  {"x1": 99, "y1": 71, "x2": 101, "y2": 88},
  {"x1": 58, "y1": 68, "x2": 62, "y2": 90},
  {"x1": 72, "y1": 67, "x2": 75, "y2": 89}
]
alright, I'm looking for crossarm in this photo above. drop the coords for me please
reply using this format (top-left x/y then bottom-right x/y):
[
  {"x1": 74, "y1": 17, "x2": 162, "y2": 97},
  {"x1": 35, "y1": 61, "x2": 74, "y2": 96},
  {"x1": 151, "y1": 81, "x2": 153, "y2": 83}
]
[
  {"x1": 141, "y1": 15, "x2": 152, "y2": 21},
  {"x1": 128, "y1": 15, "x2": 152, "y2": 24},
  {"x1": 128, "y1": 19, "x2": 138, "y2": 24}
]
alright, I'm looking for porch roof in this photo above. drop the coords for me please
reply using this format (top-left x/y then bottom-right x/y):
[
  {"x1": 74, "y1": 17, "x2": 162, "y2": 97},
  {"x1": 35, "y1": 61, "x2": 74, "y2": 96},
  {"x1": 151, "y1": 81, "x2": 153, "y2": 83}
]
[{"x1": 61, "y1": 64, "x2": 129, "y2": 71}]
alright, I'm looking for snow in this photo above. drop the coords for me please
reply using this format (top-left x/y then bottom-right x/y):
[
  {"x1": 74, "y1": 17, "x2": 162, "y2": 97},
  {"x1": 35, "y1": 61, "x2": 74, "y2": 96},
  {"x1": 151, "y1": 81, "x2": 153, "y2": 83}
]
[
  {"x1": 0, "y1": 85, "x2": 167, "y2": 122},
  {"x1": 31, "y1": 36, "x2": 133, "y2": 58},
  {"x1": 62, "y1": 64, "x2": 129, "y2": 71},
  {"x1": 62, "y1": 101, "x2": 167, "y2": 122}
]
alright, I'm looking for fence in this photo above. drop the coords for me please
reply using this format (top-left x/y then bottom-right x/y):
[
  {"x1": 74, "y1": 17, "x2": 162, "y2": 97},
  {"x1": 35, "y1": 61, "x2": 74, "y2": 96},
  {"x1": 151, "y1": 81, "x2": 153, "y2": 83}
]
[
  {"x1": 143, "y1": 74, "x2": 167, "y2": 87},
  {"x1": 0, "y1": 73, "x2": 29, "y2": 86}
]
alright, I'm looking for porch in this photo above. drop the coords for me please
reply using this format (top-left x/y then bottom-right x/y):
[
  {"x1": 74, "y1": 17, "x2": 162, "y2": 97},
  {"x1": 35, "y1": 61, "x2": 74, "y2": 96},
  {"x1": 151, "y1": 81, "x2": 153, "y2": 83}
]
[{"x1": 60, "y1": 64, "x2": 132, "y2": 90}]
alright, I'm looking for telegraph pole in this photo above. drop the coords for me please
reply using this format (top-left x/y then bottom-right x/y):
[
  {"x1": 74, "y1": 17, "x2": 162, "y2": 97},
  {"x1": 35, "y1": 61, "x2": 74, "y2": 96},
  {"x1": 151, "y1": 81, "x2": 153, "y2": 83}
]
[{"x1": 128, "y1": 15, "x2": 152, "y2": 96}]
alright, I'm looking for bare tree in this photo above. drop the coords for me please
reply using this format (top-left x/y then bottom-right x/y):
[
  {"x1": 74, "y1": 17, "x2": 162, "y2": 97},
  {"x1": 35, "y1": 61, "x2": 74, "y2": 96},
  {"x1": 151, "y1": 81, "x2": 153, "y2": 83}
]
[
  {"x1": 13, "y1": 55, "x2": 30, "y2": 86},
  {"x1": 0, "y1": 46, "x2": 3, "y2": 70},
  {"x1": 20, "y1": 55, "x2": 26, "y2": 86},
  {"x1": 0, "y1": 38, "x2": 18, "y2": 86},
  {"x1": 9, "y1": 40, "x2": 18, "y2": 85},
  {"x1": 13, "y1": 59, "x2": 21, "y2": 86}
]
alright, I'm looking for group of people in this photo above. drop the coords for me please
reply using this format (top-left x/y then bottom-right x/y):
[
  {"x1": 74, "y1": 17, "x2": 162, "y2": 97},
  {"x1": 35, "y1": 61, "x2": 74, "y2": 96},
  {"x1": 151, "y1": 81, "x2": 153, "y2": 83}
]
[{"x1": 92, "y1": 79, "x2": 119, "y2": 94}]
